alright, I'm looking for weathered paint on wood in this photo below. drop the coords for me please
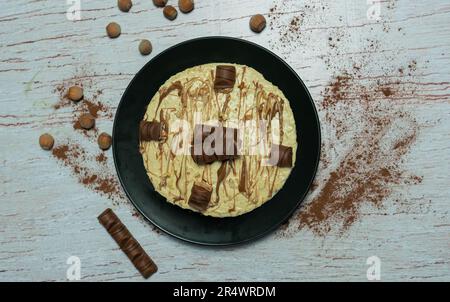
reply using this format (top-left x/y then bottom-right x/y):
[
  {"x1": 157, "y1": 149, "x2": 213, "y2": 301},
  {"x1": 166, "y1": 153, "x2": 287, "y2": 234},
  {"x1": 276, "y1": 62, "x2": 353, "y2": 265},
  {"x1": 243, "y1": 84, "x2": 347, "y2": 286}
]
[{"x1": 0, "y1": 0, "x2": 449, "y2": 281}]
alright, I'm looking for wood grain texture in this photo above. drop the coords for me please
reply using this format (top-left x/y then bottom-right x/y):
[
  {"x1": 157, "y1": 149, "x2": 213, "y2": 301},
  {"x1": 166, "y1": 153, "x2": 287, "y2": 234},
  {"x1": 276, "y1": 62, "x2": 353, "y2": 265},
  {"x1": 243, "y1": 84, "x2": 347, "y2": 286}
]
[{"x1": 0, "y1": 0, "x2": 449, "y2": 281}]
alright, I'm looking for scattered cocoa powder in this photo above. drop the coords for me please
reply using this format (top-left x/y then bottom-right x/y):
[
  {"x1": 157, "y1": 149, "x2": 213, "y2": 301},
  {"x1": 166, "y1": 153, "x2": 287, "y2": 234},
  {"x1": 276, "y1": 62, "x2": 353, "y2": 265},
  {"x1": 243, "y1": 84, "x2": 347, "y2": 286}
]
[
  {"x1": 51, "y1": 76, "x2": 124, "y2": 204},
  {"x1": 290, "y1": 55, "x2": 427, "y2": 236},
  {"x1": 270, "y1": 2, "x2": 430, "y2": 237},
  {"x1": 72, "y1": 99, "x2": 105, "y2": 136},
  {"x1": 82, "y1": 174, "x2": 97, "y2": 185},
  {"x1": 298, "y1": 108, "x2": 419, "y2": 235},
  {"x1": 52, "y1": 145, "x2": 69, "y2": 160},
  {"x1": 96, "y1": 152, "x2": 107, "y2": 163},
  {"x1": 54, "y1": 79, "x2": 111, "y2": 138},
  {"x1": 268, "y1": 2, "x2": 328, "y2": 54},
  {"x1": 393, "y1": 131, "x2": 416, "y2": 150},
  {"x1": 52, "y1": 142, "x2": 125, "y2": 203}
]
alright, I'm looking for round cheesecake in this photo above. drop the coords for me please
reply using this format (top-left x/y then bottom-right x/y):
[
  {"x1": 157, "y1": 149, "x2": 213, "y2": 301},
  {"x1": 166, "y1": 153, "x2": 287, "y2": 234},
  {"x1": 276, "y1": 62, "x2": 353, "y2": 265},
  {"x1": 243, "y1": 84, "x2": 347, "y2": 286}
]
[{"x1": 140, "y1": 63, "x2": 297, "y2": 217}]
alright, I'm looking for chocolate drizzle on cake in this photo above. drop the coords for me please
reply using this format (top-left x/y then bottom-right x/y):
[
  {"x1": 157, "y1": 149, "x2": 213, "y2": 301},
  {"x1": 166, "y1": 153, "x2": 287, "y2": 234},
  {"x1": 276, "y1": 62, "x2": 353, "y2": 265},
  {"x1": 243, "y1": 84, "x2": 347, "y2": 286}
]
[
  {"x1": 215, "y1": 161, "x2": 229, "y2": 203},
  {"x1": 154, "y1": 81, "x2": 183, "y2": 119}
]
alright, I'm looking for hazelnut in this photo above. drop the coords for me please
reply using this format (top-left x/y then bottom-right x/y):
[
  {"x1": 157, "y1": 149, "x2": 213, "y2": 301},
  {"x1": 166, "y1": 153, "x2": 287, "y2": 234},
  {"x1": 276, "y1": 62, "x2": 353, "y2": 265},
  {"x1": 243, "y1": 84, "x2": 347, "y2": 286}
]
[
  {"x1": 67, "y1": 86, "x2": 83, "y2": 102},
  {"x1": 118, "y1": 0, "x2": 132, "y2": 12},
  {"x1": 163, "y1": 5, "x2": 178, "y2": 21},
  {"x1": 179, "y1": 0, "x2": 194, "y2": 13},
  {"x1": 139, "y1": 39, "x2": 153, "y2": 56},
  {"x1": 250, "y1": 14, "x2": 266, "y2": 33},
  {"x1": 39, "y1": 133, "x2": 54, "y2": 150},
  {"x1": 153, "y1": 0, "x2": 168, "y2": 7},
  {"x1": 98, "y1": 132, "x2": 112, "y2": 150},
  {"x1": 79, "y1": 113, "x2": 95, "y2": 130},
  {"x1": 106, "y1": 22, "x2": 121, "y2": 38}
]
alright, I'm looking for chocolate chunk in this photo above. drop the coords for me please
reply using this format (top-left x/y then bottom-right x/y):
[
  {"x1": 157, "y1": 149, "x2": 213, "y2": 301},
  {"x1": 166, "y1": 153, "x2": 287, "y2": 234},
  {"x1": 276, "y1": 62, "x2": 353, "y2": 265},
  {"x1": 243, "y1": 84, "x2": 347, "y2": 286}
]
[
  {"x1": 188, "y1": 182, "x2": 213, "y2": 212},
  {"x1": 191, "y1": 144, "x2": 217, "y2": 165},
  {"x1": 191, "y1": 124, "x2": 240, "y2": 164},
  {"x1": 269, "y1": 144, "x2": 293, "y2": 167},
  {"x1": 98, "y1": 209, "x2": 158, "y2": 279},
  {"x1": 216, "y1": 127, "x2": 239, "y2": 161},
  {"x1": 191, "y1": 124, "x2": 216, "y2": 165},
  {"x1": 140, "y1": 121, "x2": 164, "y2": 141},
  {"x1": 214, "y1": 65, "x2": 236, "y2": 89}
]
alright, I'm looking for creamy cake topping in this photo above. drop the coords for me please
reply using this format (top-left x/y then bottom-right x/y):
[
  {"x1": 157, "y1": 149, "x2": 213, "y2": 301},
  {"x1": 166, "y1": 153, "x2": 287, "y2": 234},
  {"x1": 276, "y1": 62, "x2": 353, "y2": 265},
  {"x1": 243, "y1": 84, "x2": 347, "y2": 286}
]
[{"x1": 140, "y1": 63, "x2": 297, "y2": 217}]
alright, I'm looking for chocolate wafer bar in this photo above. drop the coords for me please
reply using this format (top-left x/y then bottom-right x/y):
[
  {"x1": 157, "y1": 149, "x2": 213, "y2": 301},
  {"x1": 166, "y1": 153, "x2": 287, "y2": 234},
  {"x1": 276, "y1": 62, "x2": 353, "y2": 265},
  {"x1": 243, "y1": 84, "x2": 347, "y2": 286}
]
[
  {"x1": 98, "y1": 208, "x2": 157, "y2": 279},
  {"x1": 191, "y1": 124, "x2": 240, "y2": 165},
  {"x1": 214, "y1": 65, "x2": 236, "y2": 89},
  {"x1": 268, "y1": 144, "x2": 293, "y2": 168}
]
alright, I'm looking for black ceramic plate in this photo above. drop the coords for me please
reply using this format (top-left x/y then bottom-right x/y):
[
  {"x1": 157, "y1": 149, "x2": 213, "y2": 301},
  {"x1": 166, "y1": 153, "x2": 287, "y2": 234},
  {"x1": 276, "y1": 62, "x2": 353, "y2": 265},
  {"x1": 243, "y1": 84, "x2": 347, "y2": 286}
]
[{"x1": 113, "y1": 37, "x2": 320, "y2": 246}]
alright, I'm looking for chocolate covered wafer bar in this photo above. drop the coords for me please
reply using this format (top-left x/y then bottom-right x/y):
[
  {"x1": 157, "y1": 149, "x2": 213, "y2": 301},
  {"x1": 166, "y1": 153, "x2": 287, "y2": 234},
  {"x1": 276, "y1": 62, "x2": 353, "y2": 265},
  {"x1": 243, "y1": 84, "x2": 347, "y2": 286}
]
[
  {"x1": 191, "y1": 145, "x2": 217, "y2": 165},
  {"x1": 269, "y1": 144, "x2": 293, "y2": 168},
  {"x1": 191, "y1": 124, "x2": 240, "y2": 165},
  {"x1": 191, "y1": 124, "x2": 216, "y2": 165},
  {"x1": 140, "y1": 120, "x2": 165, "y2": 141},
  {"x1": 214, "y1": 65, "x2": 236, "y2": 89},
  {"x1": 188, "y1": 182, "x2": 213, "y2": 212},
  {"x1": 98, "y1": 208, "x2": 157, "y2": 279},
  {"x1": 216, "y1": 126, "x2": 239, "y2": 161}
]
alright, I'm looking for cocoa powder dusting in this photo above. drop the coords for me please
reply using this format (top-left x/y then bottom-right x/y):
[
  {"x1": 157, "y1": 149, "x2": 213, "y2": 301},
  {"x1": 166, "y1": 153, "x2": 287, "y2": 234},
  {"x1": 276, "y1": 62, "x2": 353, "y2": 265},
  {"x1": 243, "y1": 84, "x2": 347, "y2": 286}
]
[
  {"x1": 96, "y1": 152, "x2": 107, "y2": 163},
  {"x1": 54, "y1": 79, "x2": 111, "y2": 138},
  {"x1": 292, "y1": 60, "x2": 424, "y2": 236},
  {"x1": 52, "y1": 142, "x2": 124, "y2": 203},
  {"x1": 268, "y1": 2, "x2": 328, "y2": 56},
  {"x1": 298, "y1": 107, "x2": 419, "y2": 235},
  {"x1": 271, "y1": 2, "x2": 427, "y2": 237},
  {"x1": 51, "y1": 75, "x2": 124, "y2": 204},
  {"x1": 52, "y1": 145, "x2": 69, "y2": 160}
]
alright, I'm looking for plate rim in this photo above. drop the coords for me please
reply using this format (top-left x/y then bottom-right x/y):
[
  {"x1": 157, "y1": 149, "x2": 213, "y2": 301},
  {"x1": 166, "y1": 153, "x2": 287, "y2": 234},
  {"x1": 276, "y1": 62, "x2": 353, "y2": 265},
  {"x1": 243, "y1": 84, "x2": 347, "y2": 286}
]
[{"x1": 112, "y1": 36, "x2": 321, "y2": 246}]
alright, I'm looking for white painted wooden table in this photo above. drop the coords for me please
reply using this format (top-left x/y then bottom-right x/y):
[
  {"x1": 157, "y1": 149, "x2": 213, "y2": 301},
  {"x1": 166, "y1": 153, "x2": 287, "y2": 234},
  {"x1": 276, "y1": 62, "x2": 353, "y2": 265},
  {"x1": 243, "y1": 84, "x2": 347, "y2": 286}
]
[{"x1": 0, "y1": 0, "x2": 449, "y2": 281}]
